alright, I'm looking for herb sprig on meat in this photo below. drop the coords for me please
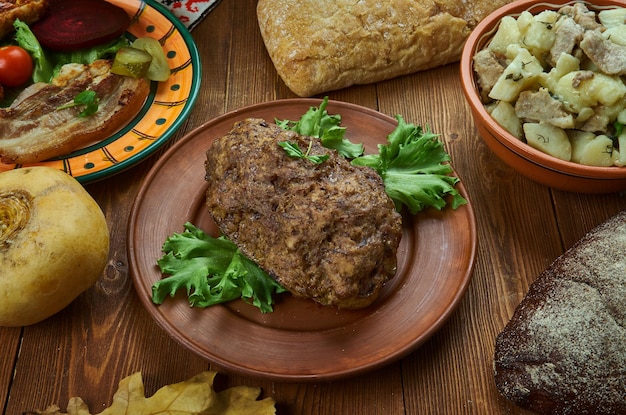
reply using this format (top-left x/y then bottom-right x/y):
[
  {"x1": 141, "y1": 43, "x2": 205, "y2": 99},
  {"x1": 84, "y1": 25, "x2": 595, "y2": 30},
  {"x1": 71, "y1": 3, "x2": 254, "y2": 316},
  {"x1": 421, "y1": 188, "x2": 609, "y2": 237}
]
[
  {"x1": 279, "y1": 97, "x2": 467, "y2": 214},
  {"x1": 276, "y1": 97, "x2": 364, "y2": 158},
  {"x1": 278, "y1": 140, "x2": 329, "y2": 164}
]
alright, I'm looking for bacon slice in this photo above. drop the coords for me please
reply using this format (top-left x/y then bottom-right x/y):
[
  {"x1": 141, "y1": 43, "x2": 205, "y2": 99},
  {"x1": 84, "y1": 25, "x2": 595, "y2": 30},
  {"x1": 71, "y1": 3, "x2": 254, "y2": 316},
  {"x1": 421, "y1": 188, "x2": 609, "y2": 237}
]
[{"x1": 0, "y1": 59, "x2": 150, "y2": 164}]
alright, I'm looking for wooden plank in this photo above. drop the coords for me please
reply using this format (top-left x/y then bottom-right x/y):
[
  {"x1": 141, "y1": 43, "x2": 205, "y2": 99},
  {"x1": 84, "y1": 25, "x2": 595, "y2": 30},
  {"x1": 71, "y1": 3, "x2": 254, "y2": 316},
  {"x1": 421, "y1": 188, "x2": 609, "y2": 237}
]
[{"x1": 0, "y1": 327, "x2": 20, "y2": 406}]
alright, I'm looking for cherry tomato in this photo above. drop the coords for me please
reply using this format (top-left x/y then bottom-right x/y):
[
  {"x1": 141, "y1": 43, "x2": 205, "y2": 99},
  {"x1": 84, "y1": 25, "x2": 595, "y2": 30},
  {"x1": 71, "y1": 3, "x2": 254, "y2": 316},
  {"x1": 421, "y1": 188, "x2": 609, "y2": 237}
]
[{"x1": 0, "y1": 46, "x2": 33, "y2": 87}]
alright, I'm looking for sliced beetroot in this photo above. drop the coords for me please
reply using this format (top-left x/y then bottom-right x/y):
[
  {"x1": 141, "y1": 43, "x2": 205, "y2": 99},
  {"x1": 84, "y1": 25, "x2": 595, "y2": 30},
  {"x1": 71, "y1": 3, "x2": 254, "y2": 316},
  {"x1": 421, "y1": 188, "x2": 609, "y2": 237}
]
[{"x1": 31, "y1": 0, "x2": 130, "y2": 52}]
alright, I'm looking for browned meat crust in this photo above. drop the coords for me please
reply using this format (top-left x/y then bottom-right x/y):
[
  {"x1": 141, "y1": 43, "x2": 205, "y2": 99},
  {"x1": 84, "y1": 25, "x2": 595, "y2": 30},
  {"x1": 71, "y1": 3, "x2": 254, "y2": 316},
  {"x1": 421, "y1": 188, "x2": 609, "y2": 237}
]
[
  {"x1": 0, "y1": 60, "x2": 149, "y2": 164},
  {"x1": 205, "y1": 118, "x2": 403, "y2": 309},
  {"x1": 0, "y1": 0, "x2": 48, "y2": 39}
]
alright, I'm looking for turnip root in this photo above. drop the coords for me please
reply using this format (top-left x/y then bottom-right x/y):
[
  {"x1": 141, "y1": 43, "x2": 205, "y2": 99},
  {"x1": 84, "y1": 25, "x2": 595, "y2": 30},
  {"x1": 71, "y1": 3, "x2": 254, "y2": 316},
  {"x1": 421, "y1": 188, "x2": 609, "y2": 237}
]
[{"x1": 0, "y1": 167, "x2": 109, "y2": 326}]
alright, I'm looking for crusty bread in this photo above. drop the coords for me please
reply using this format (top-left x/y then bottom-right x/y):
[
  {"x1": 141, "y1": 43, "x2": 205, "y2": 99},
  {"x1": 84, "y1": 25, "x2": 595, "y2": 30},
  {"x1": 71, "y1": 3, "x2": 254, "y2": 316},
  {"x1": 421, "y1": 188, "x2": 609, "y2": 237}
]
[
  {"x1": 257, "y1": 0, "x2": 513, "y2": 97},
  {"x1": 494, "y1": 210, "x2": 626, "y2": 415},
  {"x1": 0, "y1": 0, "x2": 48, "y2": 39}
]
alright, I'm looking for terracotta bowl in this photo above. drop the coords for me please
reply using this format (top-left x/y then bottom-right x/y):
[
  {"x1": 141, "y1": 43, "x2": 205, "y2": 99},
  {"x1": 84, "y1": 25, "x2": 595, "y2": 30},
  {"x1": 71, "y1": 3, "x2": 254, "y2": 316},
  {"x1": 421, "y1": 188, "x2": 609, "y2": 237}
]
[{"x1": 460, "y1": 0, "x2": 626, "y2": 193}]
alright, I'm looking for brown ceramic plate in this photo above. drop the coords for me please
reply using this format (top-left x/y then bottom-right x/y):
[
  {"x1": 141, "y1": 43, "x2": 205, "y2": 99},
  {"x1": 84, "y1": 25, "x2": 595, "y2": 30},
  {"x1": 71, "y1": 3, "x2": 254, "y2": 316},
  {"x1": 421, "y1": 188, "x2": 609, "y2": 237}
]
[{"x1": 128, "y1": 98, "x2": 477, "y2": 381}]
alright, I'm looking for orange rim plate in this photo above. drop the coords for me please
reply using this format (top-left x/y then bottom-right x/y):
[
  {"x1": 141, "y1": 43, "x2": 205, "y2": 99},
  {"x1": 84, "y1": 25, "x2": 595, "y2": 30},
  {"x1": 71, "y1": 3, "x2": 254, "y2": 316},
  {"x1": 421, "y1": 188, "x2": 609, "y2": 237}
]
[{"x1": 0, "y1": 0, "x2": 201, "y2": 184}]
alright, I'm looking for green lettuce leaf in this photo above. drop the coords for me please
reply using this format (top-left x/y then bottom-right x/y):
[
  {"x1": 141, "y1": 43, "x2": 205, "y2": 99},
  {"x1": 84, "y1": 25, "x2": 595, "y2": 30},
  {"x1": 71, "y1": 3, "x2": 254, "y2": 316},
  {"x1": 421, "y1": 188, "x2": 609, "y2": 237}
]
[
  {"x1": 153, "y1": 223, "x2": 286, "y2": 313},
  {"x1": 352, "y1": 115, "x2": 467, "y2": 214},
  {"x1": 13, "y1": 19, "x2": 53, "y2": 83}
]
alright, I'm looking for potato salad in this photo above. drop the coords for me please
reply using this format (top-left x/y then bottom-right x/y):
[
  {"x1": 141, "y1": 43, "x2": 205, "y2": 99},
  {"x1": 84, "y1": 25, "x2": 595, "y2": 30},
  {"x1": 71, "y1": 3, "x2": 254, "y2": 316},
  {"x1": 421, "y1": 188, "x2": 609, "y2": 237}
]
[{"x1": 473, "y1": 3, "x2": 626, "y2": 167}]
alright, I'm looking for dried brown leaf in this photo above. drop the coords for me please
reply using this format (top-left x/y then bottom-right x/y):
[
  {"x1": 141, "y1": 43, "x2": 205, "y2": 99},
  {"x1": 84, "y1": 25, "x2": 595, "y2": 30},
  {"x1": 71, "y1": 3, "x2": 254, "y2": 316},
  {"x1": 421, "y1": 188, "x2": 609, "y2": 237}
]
[{"x1": 35, "y1": 371, "x2": 276, "y2": 415}]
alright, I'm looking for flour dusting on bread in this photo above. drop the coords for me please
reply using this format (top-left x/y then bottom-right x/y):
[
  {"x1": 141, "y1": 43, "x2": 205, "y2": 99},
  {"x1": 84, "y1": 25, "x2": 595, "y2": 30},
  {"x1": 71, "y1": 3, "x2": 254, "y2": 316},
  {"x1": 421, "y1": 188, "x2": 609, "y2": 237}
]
[{"x1": 494, "y1": 210, "x2": 626, "y2": 415}]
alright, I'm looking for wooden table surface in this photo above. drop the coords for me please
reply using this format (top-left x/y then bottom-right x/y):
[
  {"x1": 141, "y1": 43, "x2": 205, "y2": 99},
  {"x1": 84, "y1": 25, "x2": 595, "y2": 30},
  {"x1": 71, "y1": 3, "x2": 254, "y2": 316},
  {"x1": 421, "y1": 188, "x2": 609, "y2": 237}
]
[{"x1": 2, "y1": 1, "x2": 625, "y2": 414}]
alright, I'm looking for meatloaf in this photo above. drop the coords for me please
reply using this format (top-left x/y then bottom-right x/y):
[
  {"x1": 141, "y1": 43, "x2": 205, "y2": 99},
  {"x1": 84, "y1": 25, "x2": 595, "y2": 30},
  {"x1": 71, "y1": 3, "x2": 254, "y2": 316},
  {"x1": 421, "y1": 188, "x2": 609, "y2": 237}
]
[{"x1": 204, "y1": 118, "x2": 403, "y2": 309}]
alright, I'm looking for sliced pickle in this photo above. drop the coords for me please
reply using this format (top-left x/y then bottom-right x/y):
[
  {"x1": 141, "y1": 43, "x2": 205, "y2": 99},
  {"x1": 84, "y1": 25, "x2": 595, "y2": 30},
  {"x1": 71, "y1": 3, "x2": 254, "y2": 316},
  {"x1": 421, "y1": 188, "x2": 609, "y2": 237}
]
[
  {"x1": 132, "y1": 37, "x2": 171, "y2": 82},
  {"x1": 111, "y1": 47, "x2": 152, "y2": 79}
]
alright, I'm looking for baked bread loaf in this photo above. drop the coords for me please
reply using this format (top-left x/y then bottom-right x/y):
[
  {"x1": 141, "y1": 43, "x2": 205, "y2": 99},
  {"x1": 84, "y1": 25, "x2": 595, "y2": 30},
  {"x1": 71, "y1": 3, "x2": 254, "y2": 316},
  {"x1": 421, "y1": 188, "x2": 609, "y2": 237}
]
[
  {"x1": 494, "y1": 210, "x2": 626, "y2": 415},
  {"x1": 0, "y1": 0, "x2": 48, "y2": 40},
  {"x1": 257, "y1": 0, "x2": 512, "y2": 97}
]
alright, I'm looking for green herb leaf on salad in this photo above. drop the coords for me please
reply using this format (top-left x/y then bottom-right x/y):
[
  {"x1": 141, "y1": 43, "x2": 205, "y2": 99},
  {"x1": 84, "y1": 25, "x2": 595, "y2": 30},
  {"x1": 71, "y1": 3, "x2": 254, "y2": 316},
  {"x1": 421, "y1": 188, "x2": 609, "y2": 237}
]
[
  {"x1": 153, "y1": 222, "x2": 286, "y2": 313},
  {"x1": 52, "y1": 36, "x2": 130, "y2": 72},
  {"x1": 276, "y1": 96, "x2": 364, "y2": 159},
  {"x1": 56, "y1": 90, "x2": 99, "y2": 117},
  {"x1": 278, "y1": 139, "x2": 330, "y2": 164}
]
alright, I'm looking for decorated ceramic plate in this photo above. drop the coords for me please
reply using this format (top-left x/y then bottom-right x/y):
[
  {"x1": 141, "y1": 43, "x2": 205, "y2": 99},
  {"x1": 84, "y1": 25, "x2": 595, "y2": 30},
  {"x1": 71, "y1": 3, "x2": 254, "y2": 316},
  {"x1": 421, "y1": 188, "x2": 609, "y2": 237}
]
[
  {"x1": 128, "y1": 99, "x2": 477, "y2": 382},
  {"x1": 0, "y1": 0, "x2": 201, "y2": 184}
]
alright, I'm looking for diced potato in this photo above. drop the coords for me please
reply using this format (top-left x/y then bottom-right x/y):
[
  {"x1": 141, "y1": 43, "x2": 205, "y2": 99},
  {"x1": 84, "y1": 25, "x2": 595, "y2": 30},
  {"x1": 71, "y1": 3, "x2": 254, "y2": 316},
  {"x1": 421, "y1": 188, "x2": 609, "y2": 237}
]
[
  {"x1": 489, "y1": 16, "x2": 521, "y2": 54},
  {"x1": 578, "y1": 135, "x2": 615, "y2": 166},
  {"x1": 539, "y1": 53, "x2": 580, "y2": 91},
  {"x1": 490, "y1": 100, "x2": 523, "y2": 138},
  {"x1": 595, "y1": 101, "x2": 624, "y2": 124},
  {"x1": 603, "y1": 25, "x2": 626, "y2": 46},
  {"x1": 516, "y1": 11, "x2": 534, "y2": 35},
  {"x1": 523, "y1": 10, "x2": 560, "y2": 55},
  {"x1": 618, "y1": 108, "x2": 626, "y2": 125},
  {"x1": 585, "y1": 73, "x2": 626, "y2": 107},
  {"x1": 489, "y1": 48, "x2": 543, "y2": 102},
  {"x1": 612, "y1": 95, "x2": 626, "y2": 118},
  {"x1": 523, "y1": 122, "x2": 572, "y2": 160},
  {"x1": 568, "y1": 130, "x2": 596, "y2": 163},
  {"x1": 504, "y1": 43, "x2": 526, "y2": 60},
  {"x1": 576, "y1": 107, "x2": 595, "y2": 123},
  {"x1": 554, "y1": 53, "x2": 580, "y2": 77},
  {"x1": 553, "y1": 71, "x2": 626, "y2": 112},
  {"x1": 552, "y1": 71, "x2": 594, "y2": 111},
  {"x1": 598, "y1": 7, "x2": 626, "y2": 28}
]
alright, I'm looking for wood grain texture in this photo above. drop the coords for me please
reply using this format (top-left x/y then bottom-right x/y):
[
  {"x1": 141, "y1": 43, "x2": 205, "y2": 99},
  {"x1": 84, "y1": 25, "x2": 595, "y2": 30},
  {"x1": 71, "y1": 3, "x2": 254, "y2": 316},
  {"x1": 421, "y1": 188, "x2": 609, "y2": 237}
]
[{"x1": 1, "y1": 0, "x2": 625, "y2": 414}]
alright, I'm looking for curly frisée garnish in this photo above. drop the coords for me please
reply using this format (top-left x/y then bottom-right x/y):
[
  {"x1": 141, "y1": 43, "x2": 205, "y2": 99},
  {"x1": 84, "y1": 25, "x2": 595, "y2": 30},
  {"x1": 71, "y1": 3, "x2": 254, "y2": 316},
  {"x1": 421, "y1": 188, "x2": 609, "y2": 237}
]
[
  {"x1": 352, "y1": 115, "x2": 467, "y2": 214},
  {"x1": 153, "y1": 223, "x2": 286, "y2": 313}
]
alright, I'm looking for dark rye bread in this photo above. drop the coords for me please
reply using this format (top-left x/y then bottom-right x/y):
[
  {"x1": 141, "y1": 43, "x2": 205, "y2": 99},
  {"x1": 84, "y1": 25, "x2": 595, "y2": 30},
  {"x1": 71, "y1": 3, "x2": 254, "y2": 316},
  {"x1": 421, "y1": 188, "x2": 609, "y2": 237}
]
[{"x1": 494, "y1": 210, "x2": 626, "y2": 415}]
